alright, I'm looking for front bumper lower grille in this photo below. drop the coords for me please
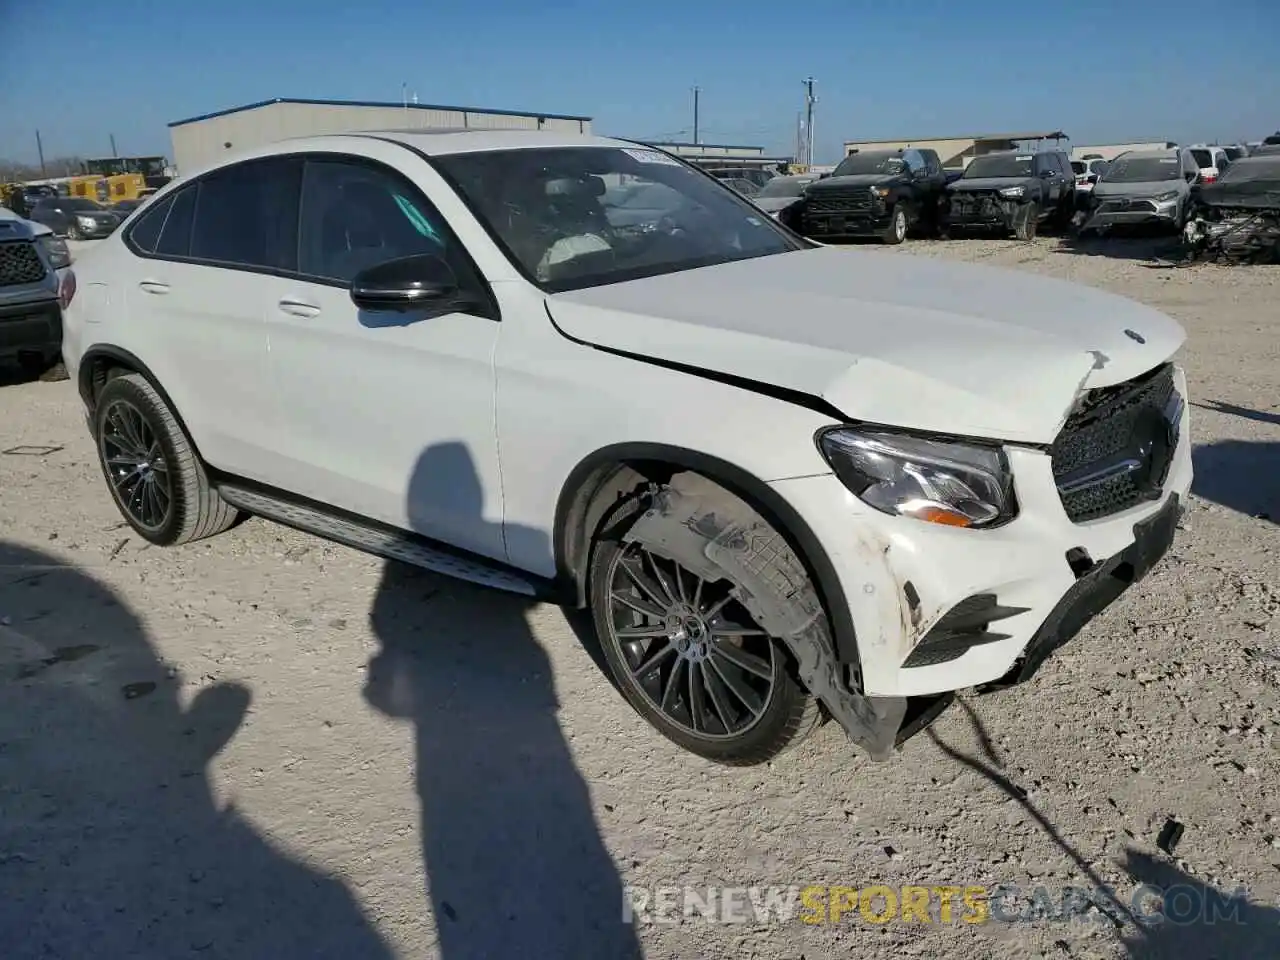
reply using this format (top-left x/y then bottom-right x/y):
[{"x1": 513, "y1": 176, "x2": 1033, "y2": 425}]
[
  {"x1": 1050, "y1": 363, "x2": 1181, "y2": 523},
  {"x1": 0, "y1": 241, "x2": 47, "y2": 287}
]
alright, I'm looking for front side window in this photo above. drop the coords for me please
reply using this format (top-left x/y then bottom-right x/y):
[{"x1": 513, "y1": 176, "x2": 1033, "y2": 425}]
[
  {"x1": 432, "y1": 146, "x2": 803, "y2": 292},
  {"x1": 297, "y1": 159, "x2": 454, "y2": 284}
]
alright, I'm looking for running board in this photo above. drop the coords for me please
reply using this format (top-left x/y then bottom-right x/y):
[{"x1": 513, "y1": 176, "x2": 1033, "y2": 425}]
[{"x1": 216, "y1": 484, "x2": 543, "y2": 598}]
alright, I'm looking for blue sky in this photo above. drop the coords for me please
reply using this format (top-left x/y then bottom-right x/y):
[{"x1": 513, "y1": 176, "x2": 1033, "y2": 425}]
[{"x1": 3, "y1": 0, "x2": 1277, "y2": 167}]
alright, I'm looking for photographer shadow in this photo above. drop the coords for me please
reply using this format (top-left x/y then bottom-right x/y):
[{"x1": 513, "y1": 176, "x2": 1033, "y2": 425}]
[
  {"x1": 363, "y1": 441, "x2": 641, "y2": 958},
  {"x1": 0, "y1": 541, "x2": 390, "y2": 959}
]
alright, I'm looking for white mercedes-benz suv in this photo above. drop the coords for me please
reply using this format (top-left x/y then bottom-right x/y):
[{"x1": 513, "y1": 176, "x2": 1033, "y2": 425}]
[{"x1": 62, "y1": 130, "x2": 1191, "y2": 766}]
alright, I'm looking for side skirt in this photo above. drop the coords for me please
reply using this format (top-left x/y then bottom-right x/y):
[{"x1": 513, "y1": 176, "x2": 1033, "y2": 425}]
[{"x1": 214, "y1": 481, "x2": 559, "y2": 601}]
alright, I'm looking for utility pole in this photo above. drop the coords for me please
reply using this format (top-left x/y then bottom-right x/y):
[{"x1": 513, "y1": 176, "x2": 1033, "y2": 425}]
[
  {"x1": 110, "y1": 133, "x2": 118, "y2": 158},
  {"x1": 35, "y1": 129, "x2": 46, "y2": 176},
  {"x1": 692, "y1": 86, "x2": 701, "y2": 145},
  {"x1": 803, "y1": 76, "x2": 816, "y2": 167}
]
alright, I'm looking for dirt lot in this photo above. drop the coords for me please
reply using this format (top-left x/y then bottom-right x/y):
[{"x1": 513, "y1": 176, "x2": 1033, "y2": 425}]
[{"x1": 2, "y1": 235, "x2": 1277, "y2": 960}]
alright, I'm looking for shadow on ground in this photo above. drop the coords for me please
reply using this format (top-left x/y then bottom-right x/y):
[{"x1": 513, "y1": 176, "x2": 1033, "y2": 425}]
[
  {"x1": 363, "y1": 441, "x2": 641, "y2": 959},
  {"x1": 1191, "y1": 441, "x2": 1280, "y2": 522},
  {"x1": 931, "y1": 699, "x2": 1280, "y2": 958},
  {"x1": 0, "y1": 541, "x2": 392, "y2": 959},
  {"x1": 1054, "y1": 224, "x2": 1185, "y2": 262},
  {"x1": 1194, "y1": 399, "x2": 1280, "y2": 429}
]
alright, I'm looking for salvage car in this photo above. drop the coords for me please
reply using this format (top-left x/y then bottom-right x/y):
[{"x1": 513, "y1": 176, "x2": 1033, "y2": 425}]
[
  {"x1": 797, "y1": 147, "x2": 947, "y2": 244},
  {"x1": 27, "y1": 196, "x2": 123, "y2": 240},
  {"x1": 1183, "y1": 154, "x2": 1280, "y2": 263},
  {"x1": 751, "y1": 173, "x2": 818, "y2": 219},
  {"x1": 1076, "y1": 148, "x2": 1199, "y2": 236},
  {"x1": 1188, "y1": 145, "x2": 1232, "y2": 185},
  {"x1": 1, "y1": 206, "x2": 74, "y2": 380},
  {"x1": 1071, "y1": 158, "x2": 1109, "y2": 197},
  {"x1": 62, "y1": 131, "x2": 1192, "y2": 767},
  {"x1": 943, "y1": 150, "x2": 1076, "y2": 240}
]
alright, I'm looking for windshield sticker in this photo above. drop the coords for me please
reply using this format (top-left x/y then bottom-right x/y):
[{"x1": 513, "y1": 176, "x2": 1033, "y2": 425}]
[
  {"x1": 1160, "y1": 158, "x2": 1177, "y2": 163},
  {"x1": 1016, "y1": 155, "x2": 1032, "y2": 161},
  {"x1": 745, "y1": 216, "x2": 764, "y2": 226},
  {"x1": 623, "y1": 148, "x2": 680, "y2": 166}
]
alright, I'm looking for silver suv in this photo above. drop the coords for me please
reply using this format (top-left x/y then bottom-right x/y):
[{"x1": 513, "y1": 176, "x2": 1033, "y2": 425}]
[{"x1": 0, "y1": 208, "x2": 73, "y2": 380}]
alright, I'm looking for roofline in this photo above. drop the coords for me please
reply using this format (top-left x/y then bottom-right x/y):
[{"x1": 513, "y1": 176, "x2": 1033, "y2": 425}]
[
  {"x1": 168, "y1": 97, "x2": 593, "y2": 128},
  {"x1": 642, "y1": 140, "x2": 764, "y2": 151},
  {"x1": 842, "y1": 131, "x2": 1067, "y2": 144}
]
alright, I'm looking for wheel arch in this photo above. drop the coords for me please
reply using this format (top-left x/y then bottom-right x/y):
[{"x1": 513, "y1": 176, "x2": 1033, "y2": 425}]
[
  {"x1": 78, "y1": 345, "x2": 207, "y2": 462},
  {"x1": 552, "y1": 442, "x2": 861, "y2": 675}
]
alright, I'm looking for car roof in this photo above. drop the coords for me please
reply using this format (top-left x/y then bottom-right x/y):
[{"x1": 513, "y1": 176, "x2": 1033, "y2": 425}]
[{"x1": 1115, "y1": 149, "x2": 1180, "y2": 160}]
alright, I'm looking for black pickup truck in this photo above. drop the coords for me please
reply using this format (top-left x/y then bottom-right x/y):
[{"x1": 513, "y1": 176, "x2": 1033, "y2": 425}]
[
  {"x1": 943, "y1": 150, "x2": 1076, "y2": 240},
  {"x1": 792, "y1": 147, "x2": 948, "y2": 244}
]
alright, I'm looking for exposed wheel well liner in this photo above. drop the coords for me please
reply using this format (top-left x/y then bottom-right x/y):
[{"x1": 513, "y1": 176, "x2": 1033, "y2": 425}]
[
  {"x1": 77, "y1": 346, "x2": 207, "y2": 464},
  {"x1": 553, "y1": 442, "x2": 860, "y2": 676}
]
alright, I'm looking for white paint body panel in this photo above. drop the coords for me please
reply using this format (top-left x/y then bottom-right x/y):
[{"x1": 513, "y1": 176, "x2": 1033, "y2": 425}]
[{"x1": 61, "y1": 130, "x2": 1192, "y2": 699}]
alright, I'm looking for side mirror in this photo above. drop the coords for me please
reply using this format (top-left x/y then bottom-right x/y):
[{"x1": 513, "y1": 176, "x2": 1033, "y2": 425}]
[{"x1": 350, "y1": 254, "x2": 460, "y2": 312}]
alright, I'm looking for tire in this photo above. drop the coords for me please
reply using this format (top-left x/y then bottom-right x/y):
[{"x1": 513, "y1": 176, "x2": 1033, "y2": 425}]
[
  {"x1": 66, "y1": 222, "x2": 82, "y2": 241},
  {"x1": 38, "y1": 360, "x2": 69, "y2": 382},
  {"x1": 881, "y1": 205, "x2": 908, "y2": 245},
  {"x1": 588, "y1": 490, "x2": 821, "y2": 766},
  {"x1": 93, "y1": 372, "x2": 241, "y2": 546},
  {"x1": 1013, "y1": 203, "x2": 1039, "y2": 241}
]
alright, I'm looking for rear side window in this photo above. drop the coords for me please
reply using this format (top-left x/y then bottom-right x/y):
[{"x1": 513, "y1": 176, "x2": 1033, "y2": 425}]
[
  {"x1": 189, "y1": 158, "x2": 301, "y2": 271},
  {"x1": 155, "y1": 187, "x2": 196, "y2": 257},
  {"x1": 126, "y1": 195, "x2": 173, "y2": 253}
]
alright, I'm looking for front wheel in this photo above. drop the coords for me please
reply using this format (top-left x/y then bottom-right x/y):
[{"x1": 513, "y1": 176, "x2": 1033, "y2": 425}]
[
  {"x1": 93, "y1": 373, "x2": 241, "y2": 546},
  {"x1": 881, "y1": 206, "x2": 908, "y2": 245},
  {"x1": 66, "y1": 222, "x2": 82, "y2": 241},
  {"x1": 1013, "y1": 202, "x2": 1039, "y2": 241},
  {"x1": 589, "y1": 496, "x2": 820, "y2": 766}
]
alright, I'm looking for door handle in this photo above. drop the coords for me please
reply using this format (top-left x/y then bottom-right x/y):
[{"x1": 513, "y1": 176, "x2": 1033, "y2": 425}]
[
  {"x1": 277, "y1": 297, "x2": 321, "y2": 319},
  {"x1": 138, "y1": 280, "x2": 169, "y2": 295}
]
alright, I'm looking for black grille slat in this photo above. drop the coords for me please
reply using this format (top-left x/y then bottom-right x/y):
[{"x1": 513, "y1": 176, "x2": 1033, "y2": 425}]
[
  {"x1": 0, "y1": 241, "x2": 47, "y2": 287},
  {"x1": 1051, "y1": 363, "x2": 1178, "y2": 523},
  {"x1": 806, "y1": 190, "x2": 874, "y2": 214}
]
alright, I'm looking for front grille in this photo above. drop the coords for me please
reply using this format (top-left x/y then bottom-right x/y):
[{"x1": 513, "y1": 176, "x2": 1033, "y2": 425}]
[
  {"x1": 948, "y1": 193, "x2": 1002, "y2": 217},
  {"x1": 1098, "y1": 199, "x2": 1156, "y2": 214},
  {"x1": 806, "y1": 189, "x2": 873, "y2": 214},
  {"x1": 1051, "y1": 363, "x2": 1180, "y2": 523},
  {"x1": 0, "y1": 241, "x2": 47, "y2": 287}
]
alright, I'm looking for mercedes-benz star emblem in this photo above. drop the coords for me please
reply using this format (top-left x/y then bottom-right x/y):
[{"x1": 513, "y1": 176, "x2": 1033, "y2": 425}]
[{"x1": 1124, "y1": 329, "x2": 1146, "y2": 344}]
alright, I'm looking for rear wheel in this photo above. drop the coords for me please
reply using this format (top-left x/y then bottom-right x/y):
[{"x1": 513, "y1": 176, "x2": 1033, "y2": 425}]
[
  {"x1": 589, "y1": 492, "x2": 820, "y2": 766},
  {"x1": 93, "y1": 373, "x2": 241, "y2": 546}
]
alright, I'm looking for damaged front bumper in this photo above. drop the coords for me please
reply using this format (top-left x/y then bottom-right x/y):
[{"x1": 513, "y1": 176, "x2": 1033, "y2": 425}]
[
  {"x1": 763, "y1": 366, "x2": 1190, "y2": 743},
  {"x1": 1077, "y1": 196, "x2": 1181, "y2": 230},
  {"x1": 944, "y1": 193, "x2": 1019, "y2": 230}
]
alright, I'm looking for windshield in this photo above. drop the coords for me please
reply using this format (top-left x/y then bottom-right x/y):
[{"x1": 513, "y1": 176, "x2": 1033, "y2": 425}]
[
  {"x1": 1219, "y1": 157, "x2": 1280, "y2": 182},
  {"x1": 757, "y1": 177, "x2": 812, "y2": 198},
  {"x1": 962, "y1": 155, "x2": 1033, "y2": 179},
  {"x1": 831, "y1": 152, "x2": 905, "y2": 177},
  {"x1": 66, "y1": 198, "x2": 104, "y2": 210},
  {"x1": 1102, "y1": 155, "x2": 1181, "y2": 183},
  {"x1": 433, "y1": 146, "x2": 804, "y2": 293}
]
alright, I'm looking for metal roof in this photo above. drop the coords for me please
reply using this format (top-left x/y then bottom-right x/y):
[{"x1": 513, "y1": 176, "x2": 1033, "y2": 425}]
[
  {"x1": 168, "y1": 97, "x2": 593, "y2": 128},
  {"x1": 845, "y1": 130, "x2": 1067, "y2": 144}
]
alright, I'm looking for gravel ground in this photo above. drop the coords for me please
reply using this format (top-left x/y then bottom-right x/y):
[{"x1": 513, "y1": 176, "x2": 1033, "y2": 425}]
[{"x1": 1, "y1": 235, "x2": 1277, "y2": 960}]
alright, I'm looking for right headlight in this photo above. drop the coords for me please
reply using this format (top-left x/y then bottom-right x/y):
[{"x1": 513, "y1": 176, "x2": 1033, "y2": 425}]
[
  {"x1": 36, "y1": 234, "x2": 72, "y2": 269},
  {"x1": 817, "y1": 427, "x2": 1017, "y2": 528}
]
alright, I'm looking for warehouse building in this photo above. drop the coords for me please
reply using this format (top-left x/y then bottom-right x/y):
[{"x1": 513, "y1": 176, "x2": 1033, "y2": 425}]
[
  {"x1": 168, "y1": 97, "x2": 594, "y2": 174},
  {"x1": 642, "y1": 141, "x2": 796, "y2": 174},
  {"x1": 842, "y1": 130, "x2": 1067, "y2": 169},
  {"x1": 1071, "y1": 141, "x2": 1176, "y2": 162}
]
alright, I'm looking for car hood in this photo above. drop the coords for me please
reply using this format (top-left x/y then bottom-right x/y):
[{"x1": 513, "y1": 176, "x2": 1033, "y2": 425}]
[
  {"x1": 1093, "y1": 180, "x2": 1185, "y2": 200},
  {"x1": 948, "y1": 177, "x2": 1035, "y2": 193},
  {"x1": 545, "y1": 247, "x2": 1185, "y2": 444},
  {"x1": 753, "y1": 196, "x2": 802, "y2": 213},
  {"x1": 0, "y1": 207, "x2": 45, "y2": 239},
  {"x1": 806, "y1": 173, "x2": 898, "y2": 190}
]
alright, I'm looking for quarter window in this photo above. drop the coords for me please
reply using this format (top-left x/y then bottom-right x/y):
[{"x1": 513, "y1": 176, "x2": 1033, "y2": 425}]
[
  {"x1": 297, "y1": 159, "x2": 454, "y2": 285},
  {"x1": 126, "y1": 194, "x2": 173, "y2": 253},
  {"x1": 155, "y1": 187, "x2": 196, "y2": 257}
]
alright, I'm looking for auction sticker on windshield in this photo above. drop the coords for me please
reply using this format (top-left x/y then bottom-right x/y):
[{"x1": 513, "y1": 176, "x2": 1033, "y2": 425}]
[{"x1": 622, "y1": 148, "x2": 681, "y2": 166}]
